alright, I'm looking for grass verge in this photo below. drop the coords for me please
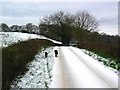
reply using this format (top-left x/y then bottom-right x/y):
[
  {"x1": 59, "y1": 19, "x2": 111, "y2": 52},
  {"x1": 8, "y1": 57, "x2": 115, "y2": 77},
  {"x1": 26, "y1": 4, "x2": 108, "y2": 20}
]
[
  {"x1": 82, "y1": 49, "x2": 120, "y2": 71},
  {"x1": 2, "y1": 39, "x2": 55, "y2": 89}
]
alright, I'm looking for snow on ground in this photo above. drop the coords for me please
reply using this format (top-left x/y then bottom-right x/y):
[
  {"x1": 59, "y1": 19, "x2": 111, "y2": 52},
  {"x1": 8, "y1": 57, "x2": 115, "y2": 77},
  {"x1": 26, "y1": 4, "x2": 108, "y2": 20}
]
[
  {"x1": 69, "y1": 46, "x2": 118, "y2": 88},
  {"x1": 0, "y1": 32, "x2": 62, "y2": 47},
  {"x1": 1, "y1": 31, "x2": 118, "y2": 88},
  {"x1": 81, "y1": 49, "x2": 119, "y2": 74},
  {"x1": 11, "y1": 47, "x2": 54, "y2": 88},
  {"x1": 50, "y1": 46, "x2": 67, "y2": 88},
  {"x1": 50, "y1": 46, "x2": 118, "y2": 88},
  {"x1": 9, "y1": 46, "x2": 118, "y2": 88}
]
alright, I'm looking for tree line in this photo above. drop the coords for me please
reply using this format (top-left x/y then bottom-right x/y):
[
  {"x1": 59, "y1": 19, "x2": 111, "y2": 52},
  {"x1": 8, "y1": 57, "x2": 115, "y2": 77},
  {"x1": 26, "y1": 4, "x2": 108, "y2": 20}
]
[{"x1": 0, "y1": 23, "x2": 39, "y2": 34}]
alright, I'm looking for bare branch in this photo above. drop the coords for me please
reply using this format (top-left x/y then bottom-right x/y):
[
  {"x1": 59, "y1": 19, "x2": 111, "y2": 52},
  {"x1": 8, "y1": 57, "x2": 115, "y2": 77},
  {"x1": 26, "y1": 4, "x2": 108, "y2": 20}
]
[{"x1": 75, "y1": 11, "x2": 99, "y2": 31}]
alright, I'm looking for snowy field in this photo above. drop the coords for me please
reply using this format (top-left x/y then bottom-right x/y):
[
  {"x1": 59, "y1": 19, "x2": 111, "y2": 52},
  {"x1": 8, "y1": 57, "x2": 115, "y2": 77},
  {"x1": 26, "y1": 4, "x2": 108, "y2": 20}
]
[
  {"x1": 0, "y1": 32, "x2": 61, "y2": 47},
  {"x1": 11, "y1": 47, "x2": 54, "y2": 88}
]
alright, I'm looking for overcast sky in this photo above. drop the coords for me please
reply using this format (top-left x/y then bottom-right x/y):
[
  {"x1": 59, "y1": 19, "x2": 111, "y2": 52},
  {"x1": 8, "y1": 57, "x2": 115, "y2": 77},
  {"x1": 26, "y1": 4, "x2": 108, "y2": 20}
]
[{"x1": 0, "y1": 0, "x2": 119, "y2": 35}]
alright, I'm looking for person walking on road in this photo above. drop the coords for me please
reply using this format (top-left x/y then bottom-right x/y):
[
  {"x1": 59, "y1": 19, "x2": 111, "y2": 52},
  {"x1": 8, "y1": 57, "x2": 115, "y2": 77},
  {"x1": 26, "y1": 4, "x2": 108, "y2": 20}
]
[
  {"x1": 45, "y1": 52, "x2": 48, "y2": 58},
  {"x1": 54, "y1": 50, "x2": 58, "y2": 57}
]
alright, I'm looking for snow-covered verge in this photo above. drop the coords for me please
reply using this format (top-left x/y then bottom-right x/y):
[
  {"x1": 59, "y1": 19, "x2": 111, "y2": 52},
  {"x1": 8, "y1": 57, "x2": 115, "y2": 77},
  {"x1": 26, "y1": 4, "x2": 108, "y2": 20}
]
[
  {"x1": 81, "y1": 49, "x2": 119, "y2": 74},
  {"x1": 0, "y1": 32, "x2": 62, "y2": 47},
  {"x1": 11, "y1": 47, "x2": 54, "y2": 88}
]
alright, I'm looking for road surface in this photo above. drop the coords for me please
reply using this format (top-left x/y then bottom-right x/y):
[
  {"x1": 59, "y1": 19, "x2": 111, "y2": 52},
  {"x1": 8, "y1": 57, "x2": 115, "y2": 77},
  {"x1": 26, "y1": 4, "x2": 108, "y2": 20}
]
[{"x1": 50, "y1": 46, "x2": 118, "y2": 88}]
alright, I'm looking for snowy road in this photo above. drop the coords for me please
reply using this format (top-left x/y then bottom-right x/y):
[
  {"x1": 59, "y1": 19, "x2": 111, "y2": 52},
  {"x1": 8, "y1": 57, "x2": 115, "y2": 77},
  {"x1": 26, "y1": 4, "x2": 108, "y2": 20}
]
[{"x1": 50, "y1": 46, "x2": 118, "y2": 88}]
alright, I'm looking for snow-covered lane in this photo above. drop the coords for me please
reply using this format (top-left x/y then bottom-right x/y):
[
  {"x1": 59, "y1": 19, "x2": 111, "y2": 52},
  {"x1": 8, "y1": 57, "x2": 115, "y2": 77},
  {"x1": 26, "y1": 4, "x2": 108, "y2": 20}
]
[
  {"x1": 50, "y1": 46, "x2": 118, "y2": 88},
  {"x1": 69, "y1": 47, "x2": 118, "y2": 88},
  {"x1": 50, "y1": 47, "x2": 67, "y2": 88}
]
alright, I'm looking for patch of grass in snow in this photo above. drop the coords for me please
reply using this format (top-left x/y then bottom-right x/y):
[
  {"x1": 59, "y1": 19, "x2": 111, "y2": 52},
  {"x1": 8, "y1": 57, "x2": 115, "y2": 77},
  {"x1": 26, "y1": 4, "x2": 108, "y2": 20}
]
[
  {"x1": 2, "y1": 39, "x2": 55, "y2": 89},
  {"x1": 82, "y1": 49, "x2": 120, "y2": 71}
]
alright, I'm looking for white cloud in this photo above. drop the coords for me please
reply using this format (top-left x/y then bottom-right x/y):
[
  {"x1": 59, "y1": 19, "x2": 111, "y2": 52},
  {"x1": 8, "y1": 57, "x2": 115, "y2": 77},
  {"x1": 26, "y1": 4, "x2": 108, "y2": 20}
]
[
  {"x1": 98, "y1": 25, "x2": 118, "y2": 35},
  {"x1": 1, "y1": 16, "x2": 41, "y2": 26}
]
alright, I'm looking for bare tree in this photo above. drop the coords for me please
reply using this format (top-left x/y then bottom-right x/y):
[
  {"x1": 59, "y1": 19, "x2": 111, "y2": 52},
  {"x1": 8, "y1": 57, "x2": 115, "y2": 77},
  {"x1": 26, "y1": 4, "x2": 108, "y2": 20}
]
[
  {"x1": 39, "y1": 11, "x2": 75, "y2": 45},
  {"x1": 39, "y1": 11, "x2": 99, "y2": 45},
  {"x1": 75, "y1": 11, "x2": 99, "y2": 31},
  {"x1": 49, "y1": 11, "x2": 75, "y2": 26}
]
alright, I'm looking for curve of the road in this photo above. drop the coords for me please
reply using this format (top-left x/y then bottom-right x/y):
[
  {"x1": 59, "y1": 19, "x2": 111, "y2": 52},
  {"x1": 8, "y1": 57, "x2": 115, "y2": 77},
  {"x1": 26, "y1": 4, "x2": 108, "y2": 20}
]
[{"x1": 50, "y1": 46, "x2": 118, "y2": 88}]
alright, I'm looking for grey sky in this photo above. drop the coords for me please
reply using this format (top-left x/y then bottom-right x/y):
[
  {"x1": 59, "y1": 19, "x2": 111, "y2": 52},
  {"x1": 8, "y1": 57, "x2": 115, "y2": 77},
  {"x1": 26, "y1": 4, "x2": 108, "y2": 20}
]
[{"x1": 1, "y1": 1, "x2": 118, "y2": 35}]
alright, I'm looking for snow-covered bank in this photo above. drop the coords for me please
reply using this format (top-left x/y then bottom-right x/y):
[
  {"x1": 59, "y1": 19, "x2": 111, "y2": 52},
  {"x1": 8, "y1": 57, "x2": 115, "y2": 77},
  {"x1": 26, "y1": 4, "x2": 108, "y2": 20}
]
[
  {"x1": 11, "y1": 47, "x2": 54, "y2": 88},
  {"x1": 0, "y1": 32, "x2": 62, "y2": 47},
  {"x1": 81, "y1": 49, "x2": 119, "y2": 73}
]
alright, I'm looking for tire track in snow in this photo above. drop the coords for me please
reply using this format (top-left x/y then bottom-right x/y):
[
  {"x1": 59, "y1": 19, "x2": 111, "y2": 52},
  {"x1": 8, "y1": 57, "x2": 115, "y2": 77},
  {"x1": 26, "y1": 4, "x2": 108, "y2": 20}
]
[
  {"x1": 69, "y1": 46, "x2": 118, "y2": 88},
  {"x1": 50, "y1": 46, "x2": 68, "y2": 88},
  {"x1": 59, "y1": 47, "x2": 111, "y2": 88},
  {"x1": 51, "y1": 46, "x2": 118, "y2": 88}
]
